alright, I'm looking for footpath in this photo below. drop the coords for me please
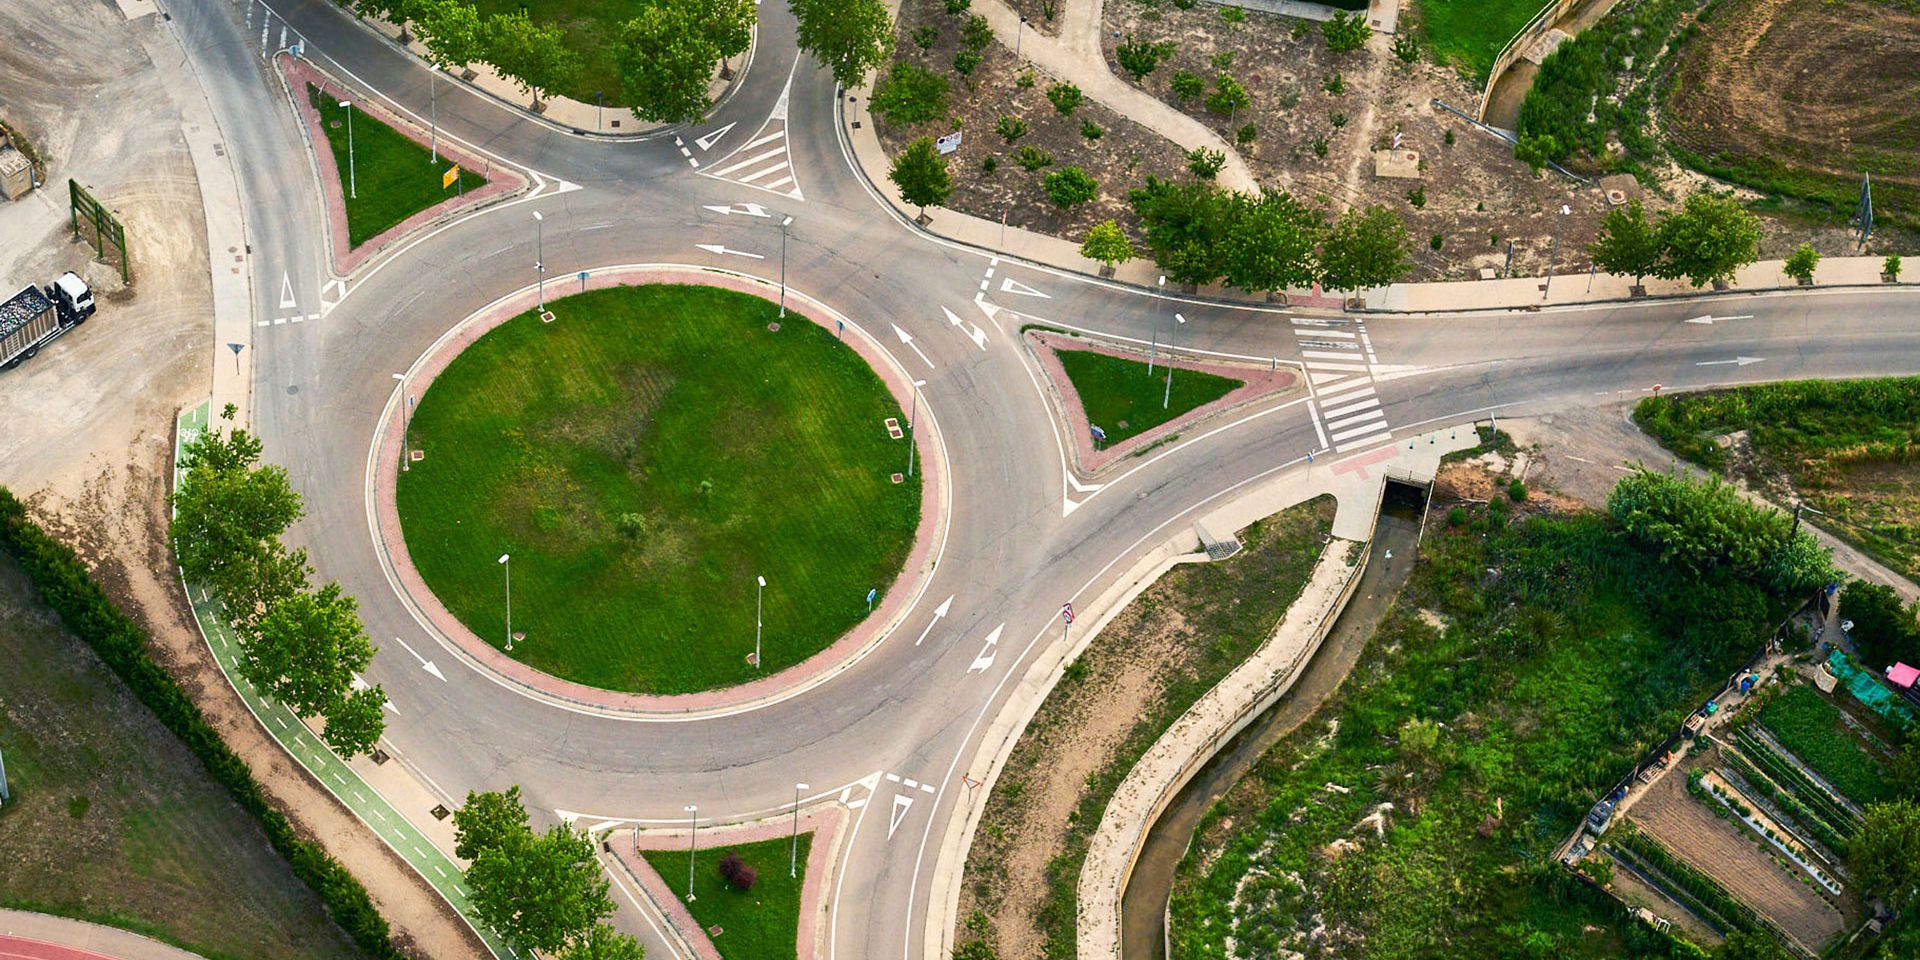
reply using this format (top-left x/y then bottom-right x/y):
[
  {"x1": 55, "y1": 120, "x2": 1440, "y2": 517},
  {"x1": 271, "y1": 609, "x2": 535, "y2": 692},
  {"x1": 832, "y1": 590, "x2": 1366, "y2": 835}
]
[{"x1": 0, "y1": 911, "x2": 210, "y2": 960}]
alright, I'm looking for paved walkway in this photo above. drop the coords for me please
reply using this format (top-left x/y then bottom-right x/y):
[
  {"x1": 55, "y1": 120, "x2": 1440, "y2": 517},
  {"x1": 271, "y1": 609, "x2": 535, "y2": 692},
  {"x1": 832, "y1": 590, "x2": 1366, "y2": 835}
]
[
  {"x1": 0, "y1": 911, "x2": 211, "y2": 960},
  {"x1": 1213, "y1": 0, "x2": 1403, "y2": 34}
]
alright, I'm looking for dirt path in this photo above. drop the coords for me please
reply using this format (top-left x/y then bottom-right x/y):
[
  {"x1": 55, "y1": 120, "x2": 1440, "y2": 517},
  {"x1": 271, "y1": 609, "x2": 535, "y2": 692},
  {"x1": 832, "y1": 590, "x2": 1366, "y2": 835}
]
[{"x1": 1628, "y1": 772, "x2": 1844, "y2": 951}]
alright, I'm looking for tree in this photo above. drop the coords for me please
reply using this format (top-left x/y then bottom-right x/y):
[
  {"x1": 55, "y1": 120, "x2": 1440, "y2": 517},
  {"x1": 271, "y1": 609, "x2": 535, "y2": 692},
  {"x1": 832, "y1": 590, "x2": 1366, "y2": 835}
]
[
  {"x1": 1044, "y1": 166, "x2": 1097, "y2": 208},
  {"x1": 454, "y1": 786, "x2": 530, "y2": 862},
  {"x1": 1842, "y1": 580, "x2": 1920, "y2": 671},
  {"x1": 1206, "y1": 73, "x2": 1249, "y2": 118},
  {"x1": 322, "y1": 686, "x2": 388, "y2": 758},
  {"x1": 961, "y1": 14, "x2": 992, "y2": 53},
  {"x1": 1607, "y1": 469, "x2": 1836, "y2": 594},
  {"x1": 1513, "y1": 132, "x2": 1559, "y2": 173},
  {"x1": 1589, "y1": 199, "x2": 1662, "y2": 287},
  {"x1": 1222, "y1": 190, "x2": 1321, "y2": 296},
  {"x1": 1046, "y1": 83, "x2": 1083, "y2": 115},
  {"x1": 170, "y1": 409, "x2": 304, "y2": 608},
  {"x1": 1321, "y1": 11, "x2": 1372, "y2": 53},
  {"x1": 717, "y1": 851, "x2": 758, "y2": 890},
  {"x1": 1170, "y1": 71, "x2": 1203, "y2": 100},
  {"x1": 1079, "y1": 220, "x2": 1133, "y2": 272},
  {"x1": 1655, "y1": 193, "x2": 1762, "y2": 288},
  {"x1": 1890, "y1": 741, "x2": 1920, "y2": 802},
  {"x1": 1187, "y1": 146, "x2": 1225, "y2": 180},
  {"x1": 1852, "y1": 799, "x2": 1920, "y2": 908},
  {"x1": 349, "y1": 0, "x2": 424, "y2": 42},
  {"x1": 1129, "y1": 176, "x2": 1234, "y2": 286},
  {"x1": 469, "y1": 822, "x2": 616, "y2": 953},
  {"x1": 485, "y1": 10, "x2": 580, "y2": 108},
  {"x1": 1712, "y1": 931, "x2": 1792, "y2": 960},
  {"x1": 1115, "y1": 35, "x2": 1166, "y2": 81},
  {"x1": 1318, "y1": 205, "x2": 1412, "y2": 292},
  {"x1": 240, "y1": 581, "x2": 386, "y2": 757},
  {"x1": 790, "y1": 0, "x2": 891, "y2": 90},
  {"x1": 416, "y1": 0, "x2": 488, "y2": 74},
  {"x1": 613, "y1": 0, "x2": 754, "y2": 124},
  {"x1": 889, "y1": 137, "x2": 953, "y2": 221},
  {"x1": 560, "y1": 924, "x2": 645, "y2": 960},
  {"x1": 1785, "y1": 242, "x2": 1821, "y2": 284},
  {"x1": 869, "y1": 61, "x2": 949, "y2": 125}
]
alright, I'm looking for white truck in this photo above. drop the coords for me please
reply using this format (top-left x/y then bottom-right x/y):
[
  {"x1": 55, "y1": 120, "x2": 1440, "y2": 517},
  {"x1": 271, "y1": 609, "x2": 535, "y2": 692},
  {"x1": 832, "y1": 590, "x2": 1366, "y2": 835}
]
[{"x1": 1, "y1": 272, "x2": 95, "y2": 370}]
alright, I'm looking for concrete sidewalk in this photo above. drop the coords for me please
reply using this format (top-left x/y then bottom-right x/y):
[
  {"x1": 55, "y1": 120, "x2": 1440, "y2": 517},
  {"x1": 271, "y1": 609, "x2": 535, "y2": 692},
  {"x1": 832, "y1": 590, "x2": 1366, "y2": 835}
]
[{"x1": 0, "y1": 911, "x2": 210, "y2": 960}]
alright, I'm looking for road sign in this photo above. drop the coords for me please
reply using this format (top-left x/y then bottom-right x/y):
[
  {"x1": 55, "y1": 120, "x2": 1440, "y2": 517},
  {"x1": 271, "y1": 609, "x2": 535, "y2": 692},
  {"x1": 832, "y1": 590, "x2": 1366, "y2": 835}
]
[
  {"x1": 443, "y1": 165, "x2": 460, "y2": 189},
  {"x1": 935, "y1": 131, "x2": 963, "y2": 155},
  {"x1": 1061, "y1": 602, "x2": 1074, "y2": 624},
  {"x1": 1089, "y1": 424, "x2": 1106, "y2": 443}
]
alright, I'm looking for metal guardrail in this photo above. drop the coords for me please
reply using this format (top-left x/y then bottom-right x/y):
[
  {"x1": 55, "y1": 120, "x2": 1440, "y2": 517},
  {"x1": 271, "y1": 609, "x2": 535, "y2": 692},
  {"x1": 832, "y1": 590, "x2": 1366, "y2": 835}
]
[{"x1": 1476, "y1": 0, "x2": 1579, "y2": 122}]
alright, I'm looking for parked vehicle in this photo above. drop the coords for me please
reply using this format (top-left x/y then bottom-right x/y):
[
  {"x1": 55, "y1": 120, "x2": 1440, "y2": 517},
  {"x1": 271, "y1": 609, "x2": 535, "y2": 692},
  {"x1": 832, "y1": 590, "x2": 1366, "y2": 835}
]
[{"x1": 1, "y1": 272, "x2": 95, "y2": 370}]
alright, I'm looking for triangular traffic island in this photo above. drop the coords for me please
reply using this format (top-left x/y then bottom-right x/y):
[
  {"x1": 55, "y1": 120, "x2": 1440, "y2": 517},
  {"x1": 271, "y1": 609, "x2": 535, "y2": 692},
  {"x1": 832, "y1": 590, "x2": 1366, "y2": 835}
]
[
  {"x1": 608, "y1": 805, "x2": 847, "y2": 960},
  {"x1": 1025, "y1": 329, "x2": 1303, "y2": 475},
  {"x1": 279, "y1": 59, "x2": 527, "y2": 274}
]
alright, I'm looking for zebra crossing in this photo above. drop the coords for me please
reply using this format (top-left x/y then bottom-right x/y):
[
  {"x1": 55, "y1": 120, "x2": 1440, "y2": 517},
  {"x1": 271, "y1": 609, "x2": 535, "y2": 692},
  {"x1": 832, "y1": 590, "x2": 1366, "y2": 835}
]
[
  {"x1": 699, "y1": 69, "x2": 803, "y2": 200},
  {"x1": 1295, "y1": 317, "x2": 1394, "y2": 453}
]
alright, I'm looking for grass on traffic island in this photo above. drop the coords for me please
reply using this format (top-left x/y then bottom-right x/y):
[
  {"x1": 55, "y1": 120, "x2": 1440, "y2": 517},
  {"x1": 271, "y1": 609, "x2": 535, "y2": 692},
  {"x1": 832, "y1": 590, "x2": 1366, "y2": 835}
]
[
  {"x1": 1052, "y1": 347, "x2": 1243, "y2": 448},
  {"x1": 396, "y1": 284, "x2": 922, "y2": 694},
  {"x1": 640, "y1": 835, "x2": 809, "y2": 960},
  {"x1": 0, "y1": 556, "x2": 364, "y2": 960},
  {"x1": 308, "y1": 85, "x2": 486, "y2": 248}
]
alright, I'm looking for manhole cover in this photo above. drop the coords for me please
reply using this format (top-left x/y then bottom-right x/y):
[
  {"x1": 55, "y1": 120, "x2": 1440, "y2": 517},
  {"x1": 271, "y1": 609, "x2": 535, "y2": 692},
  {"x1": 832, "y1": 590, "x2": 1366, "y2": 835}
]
[
  {"x1": 431, "y1": 804, "x2": 450, "y2": 820},
  {"x1": 330, "y1": 120, "x2": 342, "y2": 129},
  {"x1": 891, "y1": 472, "x2": 905, "y2": 484},
  {"x1": 767, "y1": 322, "x2": 781, "y2": 332},
  {"x1": 286, "y1": 384, "x2": 299, "y2": 395}
]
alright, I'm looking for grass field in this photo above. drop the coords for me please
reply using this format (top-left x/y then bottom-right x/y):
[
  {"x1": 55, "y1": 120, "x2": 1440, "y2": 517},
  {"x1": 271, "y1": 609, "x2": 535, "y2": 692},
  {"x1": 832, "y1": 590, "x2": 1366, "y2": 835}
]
[
  {"x1": 1167, "y1": 493, "x2": 1790, "y2": 959},
  {"x1": 1758, "y1": 684, "x2": 1894, "y2": 805},
  {"x1": 468, "y1": 0, "x2": 658, "y2": 106},
  {"x1": 640, "y1": 835, "x2": 808, "y2": 960},
  {"x1": 1052, "y1": 348, "x2": 1241, "y2": 447},
  {"x1": 1662, "y1": 0, "x2": 1920, "y2": 230},
  {"x1": 1633, "y1": 378, "x2": 1920, "y2": 580},
  {"x1": 0, "y1": 557, "x2": 364, "y2": 960},
  {"x1": 309, "y1": 85, "x2": 485, "y2": 248},
  {"x1": 396, "y1": 284, "x2": 921, "y2": 694},
  {"x1": 1415, "y1": 0, "x2": 1549, "y2": 81}
]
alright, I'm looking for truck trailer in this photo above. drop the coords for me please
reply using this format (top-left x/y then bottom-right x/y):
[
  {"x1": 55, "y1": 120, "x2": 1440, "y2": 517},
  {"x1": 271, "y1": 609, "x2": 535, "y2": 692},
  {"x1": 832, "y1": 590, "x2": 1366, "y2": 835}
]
[{"x1": 1, "y1": 272, "x2": 95, "y2": 370}]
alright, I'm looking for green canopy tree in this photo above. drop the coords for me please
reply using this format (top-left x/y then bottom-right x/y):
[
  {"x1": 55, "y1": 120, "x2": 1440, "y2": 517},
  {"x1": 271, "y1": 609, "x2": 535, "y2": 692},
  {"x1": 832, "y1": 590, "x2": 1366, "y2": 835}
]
[
  {"x1": 614, "y1": 0, "x2": 754, "y2": 124},
  {"x1": 1840, "y1": 581, "x2": 1920, "y2": 670},
  {"x1": 468, "y1": 823, "x2": 615, "y2": 953},
  {"x1": 454, "y1": 785, "x2": 532, "y2": 861},
  {"x1": 1655, "y1": 193, "x2": 1762, "y2": 288},
  {"x1": 1317, "y1": 205, "x2": 1411, "y2": 292},
  {"x1": 170, "y1": 409, "x2": 304, "y2": 610},
  {"x1": 485, "y1": 10, "x2": 581, "y2": 108},
  {"x1": 1607, "y1": 469, "x2": 1835, "y2": 594},
  {"x1": 1852, "y1": 799, "x2": 1920, "y2": 909},
  {"x1": 560, "y1": 924, "x2": 645, "y2": 960},
  {"x1": 790, "y1": 0, "x2": 892, "y2": 90},
  {"x1": 415, "y1": 0, "x2": 487, "y2": 74},
  {"x1": 1128, "y1": 176, "x2": 1234, "y2": 287},
  {"x1": 1222, "y1": 190, "x2": 1322, "y2": 297},
  {"x1": 1080, "y1": 220, "x2": 1134, "y2": 274},
  {"x1": 241, "y1": 582, "x2": 387, "y2": 758},
  {"x1": 889, "y1": 136, "x2": 953, "y2": 222},
  {"x1": 1589, "y1": 199, "x2": 1662, "y2": 288}
]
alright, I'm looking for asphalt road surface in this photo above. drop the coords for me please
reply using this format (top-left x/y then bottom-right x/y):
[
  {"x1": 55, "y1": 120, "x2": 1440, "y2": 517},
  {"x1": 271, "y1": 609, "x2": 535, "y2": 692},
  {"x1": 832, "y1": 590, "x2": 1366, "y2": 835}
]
[{"x1": 151, "y1": 1, "x2": 1920, "y2": 959}]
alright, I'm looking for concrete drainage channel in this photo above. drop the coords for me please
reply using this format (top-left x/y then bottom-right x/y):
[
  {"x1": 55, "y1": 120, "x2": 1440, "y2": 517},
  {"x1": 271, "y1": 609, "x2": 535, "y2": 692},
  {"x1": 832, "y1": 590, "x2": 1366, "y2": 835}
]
[{"x1": 1119, "y1": 479, "x2": 1433, "y2": 960}]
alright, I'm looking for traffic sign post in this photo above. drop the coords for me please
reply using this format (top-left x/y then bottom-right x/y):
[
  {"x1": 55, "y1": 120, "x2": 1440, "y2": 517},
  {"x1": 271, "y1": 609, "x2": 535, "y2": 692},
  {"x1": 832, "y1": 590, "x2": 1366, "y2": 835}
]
[
  {"x1": 935, "y1": 131, "x2": 963, "y2": 155},
  {"x1": 1061, "y1": 601, "x2": 1073, "y2": 644}
]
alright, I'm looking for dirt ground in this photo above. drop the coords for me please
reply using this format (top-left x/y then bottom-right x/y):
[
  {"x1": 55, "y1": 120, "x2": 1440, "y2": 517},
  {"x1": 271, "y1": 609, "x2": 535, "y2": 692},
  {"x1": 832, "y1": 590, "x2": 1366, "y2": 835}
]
[
  {"x1": 0, "y1": 4, "x2": 484, "y2": 960},
  {"x1": 1626, "y1": 770, "x2": 1846, "y2": 951},
  {"x1": 1662, "y1": 0, "x2": 1920, "y2": 235},
  {"x1": 881, "y1": 0, "x2": 1193, "y2": 242}
]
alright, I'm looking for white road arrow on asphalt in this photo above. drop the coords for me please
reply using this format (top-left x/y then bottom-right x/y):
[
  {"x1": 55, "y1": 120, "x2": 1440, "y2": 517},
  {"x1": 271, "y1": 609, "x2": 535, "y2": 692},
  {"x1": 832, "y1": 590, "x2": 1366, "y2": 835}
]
[
  {"x1": 1696, "y1": 356, "x2": 1766, "y2": 367},
  {"x1": 694, "y1": 122, "x2": 737, "y2": 151},
  {"x1": 967, "y1": 623, "x2": 1005, "y2": 674},
  {"x1": 941, "y1": 306, "x2": 989, "y2": 351},
  {"x1": 1684, "y1": 313, "x2": 1755, "y2": 325},
  {"x1": 887, "y1": 792, "x2": 915, "y2": 839},
  {"x1": 279, "y1": 272, "x2": 297, "y2": 310},
  {"x1": 390, "y1": 635, "x2": 448, "y2": 681},
  {"x1": 892, "y1": 323, "x2": 935, "y2": 368},
  {"x1": 999, "y1": 277, "x2": 1050, "y2": 299},
  {"x1": 913, "y1": 595, "x2": 955, "y2": 646},
  {"x1": 701, "y1": 202, "x2": 771, "y2": 217},
  {"x1": 694, "y1": 243, "x2": 765, "y2": 260}
]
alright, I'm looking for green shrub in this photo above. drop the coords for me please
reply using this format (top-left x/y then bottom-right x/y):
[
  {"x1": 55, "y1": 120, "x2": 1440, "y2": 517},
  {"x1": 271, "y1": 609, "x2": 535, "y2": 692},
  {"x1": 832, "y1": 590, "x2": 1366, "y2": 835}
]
[
  {"x1": 1047, "y1": 82, "x2": 1084, "y2": 115},
  {"x1": 1236, "y1": 123, "x2": 1257, "y2": 145},
  {"x1": 962, "y1": 14, "x2": 993, "y2": 52},
  {"x1": 1448, "y1": 506, "x2": 1469, "y2": 527},
  {"x1": 870, "y1": 61, "x2": 950, "y2": 125},
  {"x1": 1186, "y1": 146, "x2": 1226, "y2": 180},
  {"x1": 1321, "y1": 11, "x2": 1371, "y2": 53},
  {"x1": 1014, "y1": 145, "x2": 1054, "y2": 171},
  {"x1": 996, "y1": 114, "x2": 1029, "y2": 143},
  {"x1": 1080, "y1": 119, "x2": 1103, "y2": 140},
  {"x1": 953, "y1": 48, "x2": 982, "y2": 77},
  {"x1": 1784, "y1": 243, "x2": 1820, "y2": 284},
  {"x1": 1170, "y1": 70, "x2": 1204, "y2": 100},
  {"x1": 1507, "y1": 479, "x2": 1526, "y2": 501},
  {"x1": 911, "y1": 25, "x2": 937, "y2": 50},
  {"x1": 1885, "y1": 254, "x2": 1903, "y2": 280},
  {"x1": 1430, "y1": 232, "x2": 1444, "y2": 250},
  {"x1": 1116, "y1": 35, "x2": 1169, "y2": 81},
  {"x1": 1045, "y1": 166, "x2": 1098, "y2": 208},
  {"x1": 1391, "y1": 31, "x2": 1419, "y2": 63}
]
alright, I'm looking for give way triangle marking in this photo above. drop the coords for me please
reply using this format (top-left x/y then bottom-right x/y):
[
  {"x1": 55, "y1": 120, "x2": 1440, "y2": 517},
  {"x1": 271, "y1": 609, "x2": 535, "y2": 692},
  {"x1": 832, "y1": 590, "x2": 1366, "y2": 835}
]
[
  {"x1": 999, "y1": 277, "x2": 1051, "y2": 299},
  {"x1": 694, "y1": 121, "x2": 737, "y2": 151},
  {"x1": 887, "y1": 793, "x2": 915, "y2": 840},
  {"x1": 280, "y1": 272, "x2": 297, "y2": 310}
]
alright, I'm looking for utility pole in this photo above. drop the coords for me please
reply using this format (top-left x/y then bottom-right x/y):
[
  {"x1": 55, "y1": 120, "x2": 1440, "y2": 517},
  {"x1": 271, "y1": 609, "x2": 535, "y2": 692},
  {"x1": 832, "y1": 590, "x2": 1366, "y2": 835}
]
[
  {"x1": 779, "y1": 216, "x2": 794, "y2": 318},
  {"x1": 340, "y1": 100, "x2": 357, "y2": 199},
  {"x1": 1162, "y1": 313, "x2": 1186, "y2": 409},
  {"x1": 790, "y1": 782, "x2": 809, "y2": 877},
  {"x1": 1543, "y1": 204, "x2": 1569, "y2": 300},
  {"x1": 429, "y1": 65, "x2": 441, "y2": 164},
  {"x1": 683, "y1": 804, "x2": 699, "y2": 901}
]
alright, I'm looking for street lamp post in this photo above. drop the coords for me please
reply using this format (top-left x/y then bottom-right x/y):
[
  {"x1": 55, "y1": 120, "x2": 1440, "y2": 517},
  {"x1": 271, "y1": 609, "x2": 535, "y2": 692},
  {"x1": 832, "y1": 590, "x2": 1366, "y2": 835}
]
[
  {"x1": 1149, "y1": 275, "x2": 1164, "y2": 374},
  {"x1": 791, "y1": 782, "x2": 810, "y2": 877},
  {"x1": 906, "y1": 379, "x2": 925, "y2": 478},
  {"x1": 498, "y1": 553, "x2": 512, "y2": 651},
  {"x1": 1162, "y1": 313, "x2": 1187, "y2": 409},
  {"x1": 779, "y1": 215, "x2": 794, "y2": 318},
  {"x1": 683, "y1": 804, "x2": 699, "y2": 901},
  {"x1": 429, "y1": 65, "x2": 441, "y2": 164},
  {"x1": 1016, "y1": 16, "x2": 1028, "y2": 62},
  {"x1": 339, "y1": 100, "x2": 357, "y2": 199},
  {"x1": 533, "y1": 211, "x2": 546, "y2": 310},
  {"x1": 1543, "y1": 203, "x2": 1570, "y2": 300},
  {"x1": 754, "y1": 575, "x2": 767, "y2": 669},
  {"x1": 391, "y1": 373, "x2": 412, "y2": 471},
  {"x1": 596, "y1": 90, "x2": 604, "y2": 131}
]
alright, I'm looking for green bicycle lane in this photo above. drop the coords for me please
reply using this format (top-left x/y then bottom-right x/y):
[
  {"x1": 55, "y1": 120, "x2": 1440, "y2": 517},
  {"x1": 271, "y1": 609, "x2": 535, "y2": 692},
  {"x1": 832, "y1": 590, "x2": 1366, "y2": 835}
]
[{"x1": 174, "y1": 401, "x2": 523, "y2": 960}]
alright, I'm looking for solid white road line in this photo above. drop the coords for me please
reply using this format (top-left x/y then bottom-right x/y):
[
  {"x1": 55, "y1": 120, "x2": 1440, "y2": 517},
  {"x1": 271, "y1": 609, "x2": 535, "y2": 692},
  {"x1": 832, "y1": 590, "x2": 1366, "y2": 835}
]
[{"x1": 1307, "y1": 400, "x2": 1329, "y2": 449}]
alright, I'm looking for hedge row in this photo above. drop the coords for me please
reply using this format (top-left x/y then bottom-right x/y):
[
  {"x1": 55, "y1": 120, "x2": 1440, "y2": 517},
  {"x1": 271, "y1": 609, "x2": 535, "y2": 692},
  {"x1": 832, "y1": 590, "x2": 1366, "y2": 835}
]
[{"x1": 0, "y1": 486, "x2": 405, "y2": 960}]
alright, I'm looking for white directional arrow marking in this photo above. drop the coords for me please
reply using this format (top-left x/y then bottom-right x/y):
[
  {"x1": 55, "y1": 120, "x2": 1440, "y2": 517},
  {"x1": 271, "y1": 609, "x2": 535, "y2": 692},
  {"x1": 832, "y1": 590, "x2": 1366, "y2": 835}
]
[
  {"x1": 390, "y1": 635, "x2": 448, "y2": 681},
  {"x1": 702, "y1": 202, "x2": 771, "y2": 218},
  {"x1": 965, "y1": 324, "x2": 989, "y2": 350},
  {"x1": 892, "y1": 323, "x2": 935, "y2": 368},
  {"x1": 279, "y1": 272, "x2": 297, "y2": 310},
  {"x1": 694, "y1": 121, "x2": 738, "y2": 151},
  {"x1": 967, "y1": 623, "x2": 1005, "y2": 674},
  {"x1": 999, "y1": 277, "x2": 1051, "y2": 299},
  {"x1": 941, "y1": 305, "x2": 966, "y2": 327},
  {"x1": 913, "y1": 595, "x2": 956, "y2": 646},
  {"x1": 887, "y1": 793, "x2": 915, "y2": 839},
  {"x1": 1684, "y1": 314, "x2": 1754, "y2": 325},
  {"x1": 694, "y1": 243, "x2": 765, "y2": 260},
  {"x1": 1696, "y1": 356, "x2": 1766, "y2": 367}
]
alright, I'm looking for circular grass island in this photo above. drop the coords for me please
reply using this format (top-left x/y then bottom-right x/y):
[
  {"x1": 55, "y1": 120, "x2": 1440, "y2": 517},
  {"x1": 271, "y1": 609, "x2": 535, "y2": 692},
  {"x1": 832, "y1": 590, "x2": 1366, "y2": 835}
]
[{"x1": 396, "y1": 284, "x2": 923, "y2": 694}]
